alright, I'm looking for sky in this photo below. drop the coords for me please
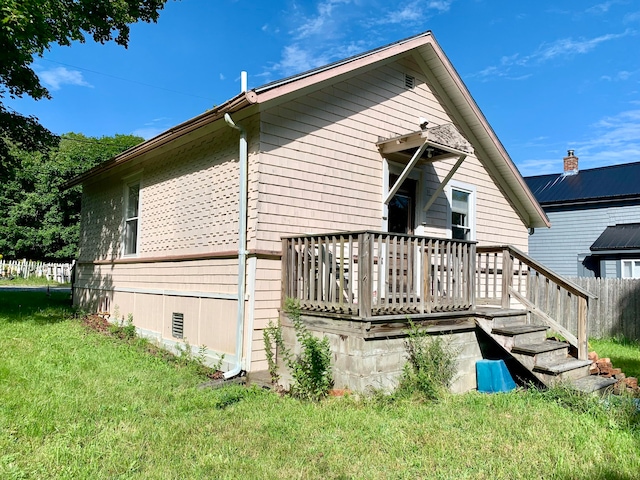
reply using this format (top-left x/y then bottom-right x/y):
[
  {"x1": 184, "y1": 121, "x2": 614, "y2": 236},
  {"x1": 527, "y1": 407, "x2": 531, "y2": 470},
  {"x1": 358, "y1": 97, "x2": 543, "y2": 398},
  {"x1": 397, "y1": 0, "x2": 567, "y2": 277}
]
[{"x1": 8, "y1": 0, "x2": 640, "y2": 176}]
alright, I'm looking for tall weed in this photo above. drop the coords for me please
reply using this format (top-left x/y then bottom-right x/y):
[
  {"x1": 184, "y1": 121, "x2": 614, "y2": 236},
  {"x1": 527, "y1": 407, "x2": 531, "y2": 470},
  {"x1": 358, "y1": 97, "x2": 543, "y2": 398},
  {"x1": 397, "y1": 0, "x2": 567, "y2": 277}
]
[{"x1": 397, "y1": 320, "x2": 457, "y2": 400}]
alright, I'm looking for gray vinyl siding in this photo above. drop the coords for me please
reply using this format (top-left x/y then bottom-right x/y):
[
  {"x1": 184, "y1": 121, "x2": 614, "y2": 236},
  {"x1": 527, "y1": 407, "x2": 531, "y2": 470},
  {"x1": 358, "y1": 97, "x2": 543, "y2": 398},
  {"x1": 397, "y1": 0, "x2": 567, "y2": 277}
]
[{"x1": 528, "y1": 203, "x2": 640, "y2": 277}]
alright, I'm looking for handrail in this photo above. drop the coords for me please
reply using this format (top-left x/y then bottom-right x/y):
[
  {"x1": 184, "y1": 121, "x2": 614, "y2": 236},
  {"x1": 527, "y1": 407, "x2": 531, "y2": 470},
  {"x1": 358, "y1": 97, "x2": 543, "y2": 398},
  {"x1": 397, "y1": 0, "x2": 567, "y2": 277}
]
[
  {"x1": 477, "y1": 245, "x2": 596, "y2": 300},
  {"x1": 476, "y1": 245, "x2": 590, "y2": 360}
]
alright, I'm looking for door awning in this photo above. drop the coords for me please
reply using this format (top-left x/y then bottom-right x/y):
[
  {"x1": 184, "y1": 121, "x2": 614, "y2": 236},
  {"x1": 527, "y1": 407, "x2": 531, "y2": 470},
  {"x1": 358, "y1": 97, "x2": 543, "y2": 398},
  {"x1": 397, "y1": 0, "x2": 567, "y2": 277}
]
[
  {"x1": 376, "y1": 123, "x2": 474, "y2": 163},
  {"x1": 377, "y1": 124, "x2": 474, "y2": 209}
]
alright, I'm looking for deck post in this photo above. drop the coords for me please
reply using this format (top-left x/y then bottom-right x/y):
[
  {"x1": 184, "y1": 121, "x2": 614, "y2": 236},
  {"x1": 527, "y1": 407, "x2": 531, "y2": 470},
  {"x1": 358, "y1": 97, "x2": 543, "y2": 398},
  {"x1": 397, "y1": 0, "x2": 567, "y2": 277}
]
[
  {"x1": 358, "y1": 232, "x2": 372, "y2": 318},
  {"x1": 469, "y1": 243, "x2": 476, "y2": 310},
  {"x1": 501, "y1": 247, "x2": 512, "y2": 309},
  {"x1": 281, "y1": 238, "x2": 289, "y2": 311},
  {"x1": 577, "y1": 296, "x2": 588, "y2": 360}
]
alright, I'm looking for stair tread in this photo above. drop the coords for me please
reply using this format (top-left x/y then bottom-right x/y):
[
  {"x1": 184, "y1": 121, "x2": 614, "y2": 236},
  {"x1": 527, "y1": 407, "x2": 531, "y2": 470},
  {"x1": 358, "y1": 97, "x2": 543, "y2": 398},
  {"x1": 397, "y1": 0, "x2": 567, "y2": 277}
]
[
  {"x1": 533, "y1": 358, "x2": 592, "y2": 375},
  {"x1": 571, "y1": 375, "x2": 618, "y2": 394},
  {"x1": 512, "y1": 340, "x2": 569, "y2": 355},
  {"x1": 492, "y1": 325, "x2": 549, "y2": 336}
]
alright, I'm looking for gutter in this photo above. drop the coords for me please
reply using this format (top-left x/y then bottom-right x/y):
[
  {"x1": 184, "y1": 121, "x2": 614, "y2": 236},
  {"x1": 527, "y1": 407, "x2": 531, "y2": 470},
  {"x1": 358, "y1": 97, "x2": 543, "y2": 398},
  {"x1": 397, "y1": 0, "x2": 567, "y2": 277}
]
[
  {"x1": 223, "y1": 72, "x2": 249, "y2": 380},
  {"x1": 63, "y1": 90, "x2": 257, "y2": 189}
]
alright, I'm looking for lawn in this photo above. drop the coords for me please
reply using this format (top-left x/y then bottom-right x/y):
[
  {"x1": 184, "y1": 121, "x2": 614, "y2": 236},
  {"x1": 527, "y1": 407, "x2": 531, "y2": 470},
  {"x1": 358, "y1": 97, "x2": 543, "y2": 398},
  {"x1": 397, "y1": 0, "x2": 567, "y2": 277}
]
[{"x1": 1, "y1": 290, "x2": 639, "y2": 479}]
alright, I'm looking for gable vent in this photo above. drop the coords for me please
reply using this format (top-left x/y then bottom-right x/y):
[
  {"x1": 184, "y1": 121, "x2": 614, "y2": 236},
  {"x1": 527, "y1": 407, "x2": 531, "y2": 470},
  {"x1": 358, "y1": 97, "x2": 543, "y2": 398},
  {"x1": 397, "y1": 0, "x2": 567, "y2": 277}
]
[
  {"x1": 171, "y1": 312, "x2": 184, "y2": 339},
  {"x1": 404, "y1": 73, "x2": 416, "y2": 89}
]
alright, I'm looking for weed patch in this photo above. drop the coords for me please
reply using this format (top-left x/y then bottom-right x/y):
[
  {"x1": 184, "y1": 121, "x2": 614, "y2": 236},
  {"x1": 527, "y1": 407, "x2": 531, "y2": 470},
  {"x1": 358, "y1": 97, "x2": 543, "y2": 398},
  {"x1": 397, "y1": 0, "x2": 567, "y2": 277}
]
[
  {"x1": 396, "y1": 320, "x2": 458, "y2": 400},
  {"x1": 264, "y1": 298, "x2": 333, "y2": 401}
]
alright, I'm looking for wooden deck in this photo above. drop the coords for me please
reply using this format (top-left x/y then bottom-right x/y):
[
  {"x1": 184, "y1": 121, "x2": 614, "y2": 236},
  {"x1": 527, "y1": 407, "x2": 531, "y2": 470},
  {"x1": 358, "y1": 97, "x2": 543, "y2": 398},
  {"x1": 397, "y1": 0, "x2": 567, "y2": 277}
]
[{"x1": 282, "y1": 231, "x2": 592, "y2": 361}]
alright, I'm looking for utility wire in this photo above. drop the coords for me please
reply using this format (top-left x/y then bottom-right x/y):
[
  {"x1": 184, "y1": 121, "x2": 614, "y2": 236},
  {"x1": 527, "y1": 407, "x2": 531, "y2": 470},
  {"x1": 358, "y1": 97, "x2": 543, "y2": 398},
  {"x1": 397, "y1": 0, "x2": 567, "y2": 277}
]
[{"x1": 40, "y1": 58, "x2": 217, "y2": 101}]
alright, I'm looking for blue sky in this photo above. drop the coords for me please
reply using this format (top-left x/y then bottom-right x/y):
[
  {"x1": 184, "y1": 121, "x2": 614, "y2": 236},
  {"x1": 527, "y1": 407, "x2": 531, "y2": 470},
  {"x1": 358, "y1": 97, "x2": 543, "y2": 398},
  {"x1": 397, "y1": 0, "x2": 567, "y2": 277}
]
[{"x1": 8, "y1": 0, "x2": 640, "y2": 176}]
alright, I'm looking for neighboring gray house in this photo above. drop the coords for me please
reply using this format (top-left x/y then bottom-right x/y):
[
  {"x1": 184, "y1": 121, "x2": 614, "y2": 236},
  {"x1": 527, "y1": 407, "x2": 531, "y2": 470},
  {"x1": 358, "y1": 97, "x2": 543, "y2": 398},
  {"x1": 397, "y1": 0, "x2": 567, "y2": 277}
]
[{"x1": 525, "y1": 152, "x2": 640, "y2": 278}]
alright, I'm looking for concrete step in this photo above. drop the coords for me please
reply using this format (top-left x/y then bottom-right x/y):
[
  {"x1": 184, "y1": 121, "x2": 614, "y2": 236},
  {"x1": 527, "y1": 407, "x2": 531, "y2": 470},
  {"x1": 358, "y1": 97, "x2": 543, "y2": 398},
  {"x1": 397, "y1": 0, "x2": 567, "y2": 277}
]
[
  {"x1": 533, "y1": 358, "x2": 592, "y2": 384},
  {"x1": 511, "y1": 340, "x2": 570, "y2": 370},
  {"x1": 512, "y1": 339, "x2": 569, "y2": 357},
  {"x1": 571, "y1": 375, "x2": 618, "y2": 395},
  {"x1": 491, "y1": 325, "x2": 549, "y2": 348},
  {"x1": 492, "y1": 325, "x2": 549, "y2": 336}
]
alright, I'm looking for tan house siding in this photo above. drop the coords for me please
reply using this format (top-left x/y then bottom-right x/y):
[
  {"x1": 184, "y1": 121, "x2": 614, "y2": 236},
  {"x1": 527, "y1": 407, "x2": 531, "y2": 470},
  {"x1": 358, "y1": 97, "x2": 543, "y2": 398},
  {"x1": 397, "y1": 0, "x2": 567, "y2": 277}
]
[
  {"x1": 78, "y1": 181, "x2": 125, "y2": 262},
  {"x1": 73, "y1": 50, "x2": 532, "y2": 376},
  {"x1": 74, "y1": 257, "x2": 240, "y2": 366},
  {"x1": 247, "y1": 58, "x2": 529, "y2": 370},
  {"x1": 74, "y1": 116, "x2": 263, "y2": 368}
]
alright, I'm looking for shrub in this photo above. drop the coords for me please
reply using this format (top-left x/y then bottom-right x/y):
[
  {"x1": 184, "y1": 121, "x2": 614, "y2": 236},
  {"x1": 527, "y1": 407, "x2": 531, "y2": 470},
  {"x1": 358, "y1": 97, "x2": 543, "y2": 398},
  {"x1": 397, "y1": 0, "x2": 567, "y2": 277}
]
[
  {"x1": 263, "y1": 298, "x2": 333, "y2": 401},
  {"x1": 397, "y1": 320, "x2": 458, "y2": 400}
]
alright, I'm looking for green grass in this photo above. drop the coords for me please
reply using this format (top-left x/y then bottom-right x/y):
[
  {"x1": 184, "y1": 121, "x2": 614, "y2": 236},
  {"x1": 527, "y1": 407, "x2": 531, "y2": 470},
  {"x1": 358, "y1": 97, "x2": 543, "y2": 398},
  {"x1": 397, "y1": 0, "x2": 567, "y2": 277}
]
[
  {"x1": 591, "y1": 337, "x2": 640, "y2": 379},
  {"x1": 1, "y1": 290, "x2": 639, "y2": 479},
  {"x1": 0, "y1": 276, "x2": 69, "y2": 287}
]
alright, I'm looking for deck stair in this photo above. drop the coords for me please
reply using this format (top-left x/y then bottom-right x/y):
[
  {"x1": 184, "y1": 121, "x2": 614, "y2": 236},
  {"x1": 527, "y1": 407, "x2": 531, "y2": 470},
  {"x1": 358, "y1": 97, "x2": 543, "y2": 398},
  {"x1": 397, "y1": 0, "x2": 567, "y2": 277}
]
[{"x1": 476, "y1": 309, "x2": 616, "y2": 394}]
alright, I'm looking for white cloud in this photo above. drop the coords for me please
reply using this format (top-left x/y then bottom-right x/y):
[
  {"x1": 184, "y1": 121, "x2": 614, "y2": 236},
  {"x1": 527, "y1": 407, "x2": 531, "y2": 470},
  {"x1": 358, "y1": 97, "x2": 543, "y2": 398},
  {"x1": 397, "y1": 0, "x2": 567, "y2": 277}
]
[
  {"x1": 624, "y1": 11, "x2": 640, "y2": 23},
  {"x1": 272, "y1": 44, "x2": 328, "y2": 76},
  {"x1": 531, "y1": 30, "x2": 633, "y2": 62},
  {"x1": 132, "y1": 118, "x2": 172, "y2": 140},
  {"x1": 375, "y1": 0, "x2": 453, "y2": 26},
  {"x1": 586, "y1": 1, "x2": 625, "y2": 15},
  {"x1": 294, "y1": 0, "x2": 352, "y2": 40},
  {"x1": 472, "y1": 30, "x2": 634, "y2": 81},
  {"x1": 219, "y1": 73, "x2": 226, "y2": 81},
  {"x1": 601, "y1": 70, "x2": 633, "y2": 81},
  {"x1": 517, "y1": 109, "x2": 640, "y2": 176},
  {"x1": 261, "y1": 0, "x2": 454, "y2": 79},
  {"x1": 38, "y1": 66, "x2": 92, "y2": 91}
]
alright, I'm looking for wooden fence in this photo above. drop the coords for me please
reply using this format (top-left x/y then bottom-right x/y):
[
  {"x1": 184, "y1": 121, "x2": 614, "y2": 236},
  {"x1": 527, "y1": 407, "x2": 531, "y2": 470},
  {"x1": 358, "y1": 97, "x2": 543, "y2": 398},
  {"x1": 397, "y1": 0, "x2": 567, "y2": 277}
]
[
  {"x1": 561, "y1": 277, "x2": 640, "y2": 341},
  {"x1": 0, "y1": 259, "x2": 73, "y2": 284}
]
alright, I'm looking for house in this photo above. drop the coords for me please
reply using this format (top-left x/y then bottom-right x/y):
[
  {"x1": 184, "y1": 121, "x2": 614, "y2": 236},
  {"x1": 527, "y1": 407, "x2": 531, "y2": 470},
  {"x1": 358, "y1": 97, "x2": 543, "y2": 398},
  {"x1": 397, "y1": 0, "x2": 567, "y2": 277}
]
[
  {"x1": 525, "y1": 152, "x2": 640, "y2": 278},
  {"x1": 69, "y1": 31, "x2": 605, "y2": 394}
]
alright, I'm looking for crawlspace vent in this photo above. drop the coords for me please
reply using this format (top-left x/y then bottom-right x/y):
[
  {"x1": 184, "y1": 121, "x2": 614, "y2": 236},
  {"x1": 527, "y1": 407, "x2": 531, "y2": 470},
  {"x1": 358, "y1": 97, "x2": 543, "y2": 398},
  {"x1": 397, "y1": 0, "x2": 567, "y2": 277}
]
[
  {"x1": 171, "y1": 312, "x2": 184, "y2": 339},
  {"x1": 404, "y1": 73, "x2": 416, "y2": 89}
]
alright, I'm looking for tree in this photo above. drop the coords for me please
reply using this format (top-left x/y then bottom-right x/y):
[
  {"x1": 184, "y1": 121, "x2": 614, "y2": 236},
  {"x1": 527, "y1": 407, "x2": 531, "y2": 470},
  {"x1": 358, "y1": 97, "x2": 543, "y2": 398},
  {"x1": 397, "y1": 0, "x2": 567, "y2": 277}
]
[
  {"x1": 0, "y1": 0, "x2": 167, "y2": 162},
  {"x1": 0, "y1": 133, "x2": 144, "y2": 260}
]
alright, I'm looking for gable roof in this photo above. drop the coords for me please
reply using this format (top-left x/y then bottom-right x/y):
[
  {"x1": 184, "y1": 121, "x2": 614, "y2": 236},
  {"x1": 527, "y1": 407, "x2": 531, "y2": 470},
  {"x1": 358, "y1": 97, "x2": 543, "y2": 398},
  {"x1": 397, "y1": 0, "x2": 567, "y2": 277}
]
[
  {"x1": 591, "y1": 223, "x2": 640, "y2": 251},
  {"x1": 525, "y1": 161, "x2": 640, "y2": 206},
  {"x1": 66, "y1": 31, "x2": 548, "y2": 228}
]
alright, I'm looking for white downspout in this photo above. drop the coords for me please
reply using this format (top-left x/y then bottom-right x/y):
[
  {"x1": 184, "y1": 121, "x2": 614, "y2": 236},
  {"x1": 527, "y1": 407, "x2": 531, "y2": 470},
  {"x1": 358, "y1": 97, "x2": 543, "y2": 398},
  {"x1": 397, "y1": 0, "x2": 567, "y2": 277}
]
[{"x1": 224, "y1": 71, "x2": 248, "y2": 379}]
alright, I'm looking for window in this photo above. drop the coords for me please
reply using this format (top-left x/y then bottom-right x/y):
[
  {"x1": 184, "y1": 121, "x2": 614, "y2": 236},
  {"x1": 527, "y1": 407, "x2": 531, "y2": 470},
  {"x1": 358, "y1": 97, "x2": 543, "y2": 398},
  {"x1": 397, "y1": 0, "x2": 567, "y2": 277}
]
[
  {"x1": 124, "y1": 181, "x2": 140, "y2": 255},
  {"x1": 621, "y1": 260, "x2": 640, "y2": 279},
  {"x1": 447, "y1": 182, "x2": 475, "y2": 241}
]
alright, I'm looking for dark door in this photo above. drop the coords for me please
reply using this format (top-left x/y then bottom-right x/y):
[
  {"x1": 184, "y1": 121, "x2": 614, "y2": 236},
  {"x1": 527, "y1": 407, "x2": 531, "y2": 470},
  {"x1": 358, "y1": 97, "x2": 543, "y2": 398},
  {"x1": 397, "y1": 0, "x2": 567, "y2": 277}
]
[{"x1": 387, "y1": 175, "x2": 417, "y2": 234}]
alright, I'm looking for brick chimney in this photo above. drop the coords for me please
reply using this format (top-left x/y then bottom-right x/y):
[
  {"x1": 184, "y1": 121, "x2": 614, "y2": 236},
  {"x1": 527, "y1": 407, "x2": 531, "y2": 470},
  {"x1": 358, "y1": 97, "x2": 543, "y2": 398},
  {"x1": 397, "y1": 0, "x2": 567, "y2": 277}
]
[{"x1": 563, "y1": 149, "x2": 578, "y2": 175}]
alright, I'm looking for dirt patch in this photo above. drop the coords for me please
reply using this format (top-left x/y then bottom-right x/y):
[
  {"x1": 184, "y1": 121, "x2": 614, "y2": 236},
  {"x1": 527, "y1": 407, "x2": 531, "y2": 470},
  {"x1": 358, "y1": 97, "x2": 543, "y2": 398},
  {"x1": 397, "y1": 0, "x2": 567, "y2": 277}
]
[{"x1": 80, "y1": 314, "x2": 224, "y2": 380}]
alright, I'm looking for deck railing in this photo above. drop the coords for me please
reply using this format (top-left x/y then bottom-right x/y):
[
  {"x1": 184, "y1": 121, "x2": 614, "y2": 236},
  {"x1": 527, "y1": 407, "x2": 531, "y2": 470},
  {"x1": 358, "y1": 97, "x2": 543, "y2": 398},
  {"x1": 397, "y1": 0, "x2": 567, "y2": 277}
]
[
  {"x1": 476, "y1": 245, "x2": 593, "y2": 360},
  {"x1": 282, "y1": 231, "x2": 476, "y2": 318}
]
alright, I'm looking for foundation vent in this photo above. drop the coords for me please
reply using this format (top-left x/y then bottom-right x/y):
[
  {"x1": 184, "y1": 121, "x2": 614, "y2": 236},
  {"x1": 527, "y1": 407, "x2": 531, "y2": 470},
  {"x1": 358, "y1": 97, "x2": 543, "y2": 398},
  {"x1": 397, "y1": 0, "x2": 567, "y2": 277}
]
[
  {"x1": 404, "y1": 73, "x2": 416, "y2": 89},
  {"x1": 171, "y1": 312, "x2": 184, "y2": 339}
]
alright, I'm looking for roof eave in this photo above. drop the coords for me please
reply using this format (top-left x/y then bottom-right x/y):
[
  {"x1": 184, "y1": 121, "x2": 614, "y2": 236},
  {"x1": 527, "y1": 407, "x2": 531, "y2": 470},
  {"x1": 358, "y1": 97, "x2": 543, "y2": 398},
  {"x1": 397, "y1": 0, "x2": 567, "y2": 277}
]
[{"x1": 64, "y1": 91, "x2": 257, "y2": 189}]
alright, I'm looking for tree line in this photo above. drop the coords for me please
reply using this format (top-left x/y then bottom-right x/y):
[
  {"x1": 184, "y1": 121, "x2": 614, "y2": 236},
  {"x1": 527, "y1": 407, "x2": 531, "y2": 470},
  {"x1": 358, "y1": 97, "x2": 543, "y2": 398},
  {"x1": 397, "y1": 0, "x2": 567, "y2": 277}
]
[
  {"x1": 0, "y1": 133, "x2": 143, "y2": 260},
  {"x1": 0, "y1": 1, "x2": 168, "y2": 260}
]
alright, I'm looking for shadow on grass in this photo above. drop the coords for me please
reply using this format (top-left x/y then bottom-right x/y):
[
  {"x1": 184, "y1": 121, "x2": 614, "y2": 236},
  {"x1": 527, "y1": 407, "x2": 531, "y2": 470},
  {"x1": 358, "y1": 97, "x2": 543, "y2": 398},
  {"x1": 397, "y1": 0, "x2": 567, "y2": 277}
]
[{"x1": 0, "y1": 289, "x2": 73, "y2": 324}]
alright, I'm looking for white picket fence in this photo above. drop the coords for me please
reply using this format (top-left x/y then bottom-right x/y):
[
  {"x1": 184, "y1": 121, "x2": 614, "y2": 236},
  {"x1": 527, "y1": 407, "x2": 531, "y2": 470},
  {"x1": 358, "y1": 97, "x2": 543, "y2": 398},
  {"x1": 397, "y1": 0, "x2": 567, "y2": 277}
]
[{"x1": 0, "y1": 259, "x2": 74, "y2": 284}]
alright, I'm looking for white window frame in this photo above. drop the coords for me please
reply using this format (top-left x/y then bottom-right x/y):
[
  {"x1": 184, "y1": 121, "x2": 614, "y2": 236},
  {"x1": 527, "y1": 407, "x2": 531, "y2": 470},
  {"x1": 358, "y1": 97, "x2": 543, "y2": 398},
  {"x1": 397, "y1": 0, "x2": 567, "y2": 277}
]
[
  {"x1": 621, "y1": 259, "x2": 640, "y2": 279},
  {"x1": 122, "y1": 173, "x2": 142, "y2": 257},
  {"x1": 446, "y1": 180, "x2": 476, "y2": 241}
]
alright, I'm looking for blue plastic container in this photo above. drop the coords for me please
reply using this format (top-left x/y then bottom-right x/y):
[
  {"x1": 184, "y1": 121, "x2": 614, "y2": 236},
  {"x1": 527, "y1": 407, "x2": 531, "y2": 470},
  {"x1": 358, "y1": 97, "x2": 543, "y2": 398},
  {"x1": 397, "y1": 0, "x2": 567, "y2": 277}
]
[{"x1": 476, "y1": 359, "x2": 516, "y2": 393}]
